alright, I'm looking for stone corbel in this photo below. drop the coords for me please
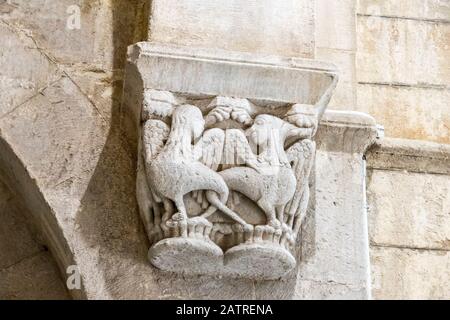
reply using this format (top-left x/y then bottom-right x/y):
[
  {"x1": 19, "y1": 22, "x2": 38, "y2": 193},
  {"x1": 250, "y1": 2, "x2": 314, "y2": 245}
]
[{"x1": 125, "y1": 42, "x2": 339, "y2": 280}]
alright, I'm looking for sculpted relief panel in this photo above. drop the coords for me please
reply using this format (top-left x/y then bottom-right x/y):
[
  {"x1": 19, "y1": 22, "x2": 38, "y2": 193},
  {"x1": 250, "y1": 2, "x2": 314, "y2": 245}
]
[
  {"x1": 137, "y1": 92, "x2": 325, "y2": 280},
  {"x1": 129, "y1": 43, "x2": 338, "y2": 280}
]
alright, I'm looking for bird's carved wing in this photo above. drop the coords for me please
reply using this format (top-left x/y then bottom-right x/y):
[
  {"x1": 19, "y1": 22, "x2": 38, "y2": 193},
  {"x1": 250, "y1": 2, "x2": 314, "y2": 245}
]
[
  {"x1": 223, "y1": 129, "x2": 257, "y2": 168},
  {"x1": 194, "y1": 128, "x2": 225, "y2": 171},
  {"x1": 142, "y1": 119, "x2": 170, "y2": 162},
  {"x1": 138, "y1": 119, "x2": 170, "y2": 243},
  {"x1": 191, "y1": 128, "x2": 225, "y2": 208},
  {"x1": 285, "y1": 139, "x2": 316, "y2": 219}
]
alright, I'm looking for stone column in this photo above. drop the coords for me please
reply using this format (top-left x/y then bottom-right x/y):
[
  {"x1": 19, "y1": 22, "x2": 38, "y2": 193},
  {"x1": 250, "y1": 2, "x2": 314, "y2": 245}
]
[{"x1": 122, "y1": 0, "x2": 377, "y2": 299}]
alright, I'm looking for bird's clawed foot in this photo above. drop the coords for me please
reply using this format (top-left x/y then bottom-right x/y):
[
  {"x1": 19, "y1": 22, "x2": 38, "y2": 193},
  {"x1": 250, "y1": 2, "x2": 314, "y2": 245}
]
[{"x1": 268, "y1": 219, "x2": 282, "y2": 229}]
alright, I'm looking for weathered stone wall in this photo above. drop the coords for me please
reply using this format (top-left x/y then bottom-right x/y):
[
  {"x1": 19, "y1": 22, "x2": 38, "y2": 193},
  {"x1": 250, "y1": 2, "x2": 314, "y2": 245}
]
[
  {"x1": 356, "y1": 0, "x2": 450, "y2": 144},
  {"x1": 355, "y1": 0, "x2": 450, "y2": 300},
  {"x1": 148, "y1": 0, "x2": 315, "y2": 58},
  {"x1": 317, "y1": 0, "x2": 449, "y2": 145},
  {"x1": 366, "y1": 139, "x2": 450, "y2": 299},
  {"x1": 0, "y1": 180, "x2": 69, "y2": 299},
  {"x1": 316, "y1": 0, "x2": 358, "y2": 109},
  {"x1": 0, "y1": 0, "x2": 150, "y2": 299}
]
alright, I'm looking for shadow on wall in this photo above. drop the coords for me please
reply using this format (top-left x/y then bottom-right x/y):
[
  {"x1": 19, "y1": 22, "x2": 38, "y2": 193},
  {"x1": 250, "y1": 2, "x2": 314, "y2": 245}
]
[
  {"x1": 0, "y1": 179, "x2": 70, "y2": 300},
  {"x1": 73, "y1": 0, "x2": 154, "y2": 298}
]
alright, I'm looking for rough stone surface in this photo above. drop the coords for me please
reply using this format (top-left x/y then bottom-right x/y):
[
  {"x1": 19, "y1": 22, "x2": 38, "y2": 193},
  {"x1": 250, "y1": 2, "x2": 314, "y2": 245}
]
[
  {"x1": 357, "y1": 84, "x2": 450, "y2": 143},
  {"x1": 356, "y1": 1, "x2": 450, "y2": 144},
  {"x1": 0, "y1": 180, "x2": 42, "y2": 270},
  {"x1": 0, "y1": 180, "x2": 69, "y2": 300},
  {"x1": 148, "y1": 0, "x2": 315, "y2": 58},
  {"x1": 0, "y1": 0, "x2": 152, "y2": 300},
  {"x1": 358, "y1": 0, "x2": 450, "y2": 21},
  {"x1": 366, "y1": 138, "x2": 450, "y2": 299},
  {"x1": 0, "y1": 0, "x2": 448, "y2": 300},
  {"x1": 357, "y1": 16, "x2": 449, "y2": 86},
  {"x1": 367, "y1": 170, "x2": 450, "y2": 250},
  {"x1": 370, "y1": 246, "x2": 450, "y2": 300},
  {"x1": 0, "y1": 252, "x2": 70, "y2": 300},
  {"x1": 316, "y1": 0, "x2": 357, "y2": 109},
  {"x1": 295, "y1": 150, "x2": 373, "y2": 300},
  {"x1": 367, "y1": 138, "x2": 450, "y2": 175}
]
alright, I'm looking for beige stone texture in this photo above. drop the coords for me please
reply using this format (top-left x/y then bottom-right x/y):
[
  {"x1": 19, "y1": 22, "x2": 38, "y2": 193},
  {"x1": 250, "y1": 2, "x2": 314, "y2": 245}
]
[
  {"x1": 0, "y1": 181, "x2": 42, "y2": 270},
  {"x1": 148, "y1": 0, "x2": 315, "y2": 58},
  {"x1": 317, "y1": 48, "x2": 357, "y2": 108},
  {"x1": 357, "y1": 16, "x2": 449, "y2": 86},
  {"x1": 370, "y1": 246, "x2": 450, "y2": 300},
  {"x1": 367, "y1": 138, "x2": 450, "y2": 299},
  {"x1": 0, "y1": 251, "x2": 70, "y2": 300},
  {"x1": 357, "y1": 84, "x2": 450, "y2": 144},
  {"x1": 0, "y1": 180, "x2": 69, "y2": 300},
  {"x1": 316, "y1": 0, "x2": 357, "y2": 109},
  {"x1": 367, "y1": 170, "x2": 450, "y2": 250},
  {"x1": 316, "y1": 0, "x2": 357, "y2": 51},
  {"x1": 356, "y1": 1, "x2": 450, "y2": 143},
  {"x1": 358, "y1": 0, "x2": 450, "y2": 21},
  {"x1": 0, "y1": 0, "x2": 148, "y2": 121},
  {"x1": 368, "y1": 138, "x2": 450, "y2": 175}
]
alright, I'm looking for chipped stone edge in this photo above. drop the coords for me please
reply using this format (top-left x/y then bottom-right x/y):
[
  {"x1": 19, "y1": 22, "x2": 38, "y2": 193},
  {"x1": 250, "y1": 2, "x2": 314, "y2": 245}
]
[
  {"x1": 367, "y1": 138, "x2": 450, "y2": 175},
  {"x1": 316, "y1": 110, "x2": 379, "y2": 154}
]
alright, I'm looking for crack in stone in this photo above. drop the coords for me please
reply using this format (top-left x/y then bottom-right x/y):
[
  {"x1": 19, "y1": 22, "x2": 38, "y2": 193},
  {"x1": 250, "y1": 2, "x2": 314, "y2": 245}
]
[
  {"x1": 298, "y1": 277, "x2": 354, "y2": 289},
  {"x1": 357, "y1": 13, "x2": 450, "y2": 25},
  {"x1": 0, "y1": 18, "x2": 110, "y2": 125},
  {"x1": 0, "y1": 249, "x2": 47, "y2": 273},
  {"x1": 371, "y1": 243, "x2": 450, "y2": 253},
  {"x1": 358, "y1": 81, "x2": 450, "y2": 91},
  {"x1": 0, "y1": 77, "x2": 63, "y2": 121}
]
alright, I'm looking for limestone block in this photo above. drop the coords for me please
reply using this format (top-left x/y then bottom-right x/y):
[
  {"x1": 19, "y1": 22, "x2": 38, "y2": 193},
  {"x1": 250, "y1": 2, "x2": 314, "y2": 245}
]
[
  {"x1": 148, "y1": 0, "x2": 315, "y2": 57},
  {"x1": 366, "y1": 138, "x2": 450, "y2": 250},
  {"x1": 368, "y1": 169, "x2": 450, "y2": 250},
  {"x1": 316, "y1": 0, "x2": 357, "y2": 51},
  {"x1": 0, "y1": 252, "x2": 70, "y2": 300},
  {"x1": 316, "y1": 48, "x2": 357, "y2": 109},
  {"x1": 0, "y1": 21, "x2": 60, "y2": 117},
  {"x1": 367, "y1": 138, "x2": 450, "y2": 175},
  {"x1": 357, "y1": 84, "x2": 450, "y2": 144},
  {"x1": 357, "y1": 16, "x2": 450, "y2": 86},
  {"x1": 0, "y1": 76, "x2": 108, "y2": 199},
  {"x1": 358, "y1": 0, "x2": 450, "y2": 21},
  {"x1": 0, "y1": 0, "x2": 147, "y2": 70},
  {"x1": 295, "y1": 151, "x2": 371, "y2": 299},
  {"x1": 370, "y1": 246, "x2": 450, "y2": 300},
  {"x1": 0, "y1": 75, "x2": 111, "y2": 299}
]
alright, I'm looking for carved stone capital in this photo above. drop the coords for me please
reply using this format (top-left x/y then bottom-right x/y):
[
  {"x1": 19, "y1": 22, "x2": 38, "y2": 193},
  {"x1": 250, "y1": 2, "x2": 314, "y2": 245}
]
[{"x1": 125, "y1": 42, "x2": 338, "y2": 280}]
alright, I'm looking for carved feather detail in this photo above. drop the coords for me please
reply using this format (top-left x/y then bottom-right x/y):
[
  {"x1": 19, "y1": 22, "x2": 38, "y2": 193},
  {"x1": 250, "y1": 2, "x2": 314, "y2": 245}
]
[
  {"x1": 142, "y1": 119, "x2": 170, "y2": 161},
  {"x1": 285, "y1": 140, "x2": 315, "y2": 219}
]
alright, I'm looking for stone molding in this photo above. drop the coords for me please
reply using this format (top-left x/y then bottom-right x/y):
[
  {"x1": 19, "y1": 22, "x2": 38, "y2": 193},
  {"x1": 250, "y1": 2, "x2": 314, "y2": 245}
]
[
  {"x1": 367, "y1": 138, "x2": 450, "y2": 175},
  {"x1": 316, "y1": 110, "x2": 378, "y2": 154}
]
